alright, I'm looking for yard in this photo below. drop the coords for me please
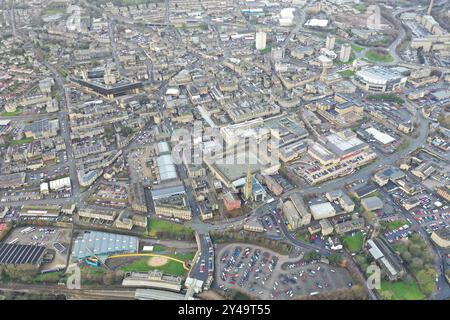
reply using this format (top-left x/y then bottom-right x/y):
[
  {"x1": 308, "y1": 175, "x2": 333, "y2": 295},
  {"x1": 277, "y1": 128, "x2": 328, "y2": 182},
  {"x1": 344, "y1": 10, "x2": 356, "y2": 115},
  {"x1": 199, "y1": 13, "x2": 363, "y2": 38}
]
[
  {"x1": 147, "y1": 218, "x2": 193, "y2": 237},
  {"x1": 343, "y1": 232, "x2": 365, "y2": 253},
  {"x1": 383, "y1": 219, "x2": 409, "y2": 232},
  {"x1": 119, "y1": 257, "x2": 188, "y2": 277},
  {"x1": 1, "y1": 108, "x2": 22, "y2": 116},
  {"x1": 379, "y1": 280, "x2": 425, "y2": 300},
  {"x1": 338, "y1": 70, "x2": 355, "y2": 77},
  {"x1": 365, "y1": 49, "x2": 393, "y2": 63}
]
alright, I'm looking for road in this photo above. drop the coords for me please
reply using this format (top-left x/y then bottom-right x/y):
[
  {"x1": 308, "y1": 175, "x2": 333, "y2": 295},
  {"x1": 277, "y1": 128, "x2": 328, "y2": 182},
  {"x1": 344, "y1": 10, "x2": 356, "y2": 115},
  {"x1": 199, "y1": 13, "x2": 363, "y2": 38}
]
[{"x1": 32, "y1": 46, "x2": 81, "y2": 200}]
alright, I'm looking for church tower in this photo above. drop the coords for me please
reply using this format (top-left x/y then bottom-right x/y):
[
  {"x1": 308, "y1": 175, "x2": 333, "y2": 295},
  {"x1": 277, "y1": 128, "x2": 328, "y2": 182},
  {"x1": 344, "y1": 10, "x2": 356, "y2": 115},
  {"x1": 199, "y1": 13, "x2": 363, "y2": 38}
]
[{"x1": 243, "y1": 166, "x2": 253, "y2": 201}]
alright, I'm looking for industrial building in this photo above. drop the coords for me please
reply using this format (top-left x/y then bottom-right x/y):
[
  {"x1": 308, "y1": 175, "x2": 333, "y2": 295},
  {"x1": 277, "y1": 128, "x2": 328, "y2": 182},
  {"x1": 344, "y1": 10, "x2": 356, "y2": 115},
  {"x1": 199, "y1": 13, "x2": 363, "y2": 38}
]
[
  {"x1": 361, "y1": 196, "x2": 384, "y2": 211},
  {"x1": 367, "y1": 238, "x2": 405, "y2": 281},
  {"x1": 309, "y1": 202, "x2": 336, "y2": 220},
  {"x1": 282, "y1": 193, "x2": 311, "y2": 229},
  {"x1": 150, "y1": 184, "x2": 192, "y2": 220},
  {"x1": 19, "y1": 204, "x2": 61, "y2": 219},
  {"x1": 71, "y1": 230, "x2": 139, "y2": 260}
]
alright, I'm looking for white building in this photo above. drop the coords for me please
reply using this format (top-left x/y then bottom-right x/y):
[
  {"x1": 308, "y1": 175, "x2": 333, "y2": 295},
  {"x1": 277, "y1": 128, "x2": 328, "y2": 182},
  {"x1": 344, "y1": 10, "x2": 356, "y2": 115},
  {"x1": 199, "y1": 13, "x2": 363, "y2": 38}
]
[{"x1": 255, "y1": 31, "x2": 267, "y2": 50}]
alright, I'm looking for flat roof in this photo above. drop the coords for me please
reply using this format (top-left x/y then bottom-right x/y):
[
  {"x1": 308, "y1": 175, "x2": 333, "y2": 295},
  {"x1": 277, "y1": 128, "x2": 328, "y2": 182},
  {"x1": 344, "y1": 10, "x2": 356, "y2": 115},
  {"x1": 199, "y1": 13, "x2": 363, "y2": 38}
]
[
  {"x1": 0, "y1": 243, "x2": 46, "y2": 265},
  {"x1": 365, "y1": 127, "x2": 395, "y2": 145},
  {"x1": 71, "y1": 231, "x2": 138, "y2": 260}
]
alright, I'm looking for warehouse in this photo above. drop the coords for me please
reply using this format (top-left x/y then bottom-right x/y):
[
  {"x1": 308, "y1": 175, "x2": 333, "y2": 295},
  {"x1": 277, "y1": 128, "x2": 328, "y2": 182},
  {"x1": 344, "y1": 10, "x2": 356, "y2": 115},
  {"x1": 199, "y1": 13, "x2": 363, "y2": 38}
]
[
  {"x1": 309, "y1": 202, "x2": 336, "y2": 220},
  {"x1": 49, "y1": 177, "x2": 72, "y2": 191},
  {"x1": 365, "y1": 127, "x2": 396, "y2": 145},
  {"x1": 361, "y1": 196, "x2": 384, "y2": 211},
  {"x1": 19, "y1": 205, "x2": 61, "y2": 219},
  {"x1": 156, "y1": 154, "x2": 178, "y2": 182},
  {"x1": 71, "y1": 230, "x2": 139, "y2": 260}
]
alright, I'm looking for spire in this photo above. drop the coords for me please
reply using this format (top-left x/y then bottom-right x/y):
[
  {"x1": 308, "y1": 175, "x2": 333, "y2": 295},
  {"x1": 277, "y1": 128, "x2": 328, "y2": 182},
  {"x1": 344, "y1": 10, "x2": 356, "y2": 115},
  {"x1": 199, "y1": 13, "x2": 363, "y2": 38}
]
[
  {"x1": 243, "y1": 166, "x2": 253, "y2": 201},
  {"x1": 427, "y1": 0, "x2": 434, "y2": 15}
]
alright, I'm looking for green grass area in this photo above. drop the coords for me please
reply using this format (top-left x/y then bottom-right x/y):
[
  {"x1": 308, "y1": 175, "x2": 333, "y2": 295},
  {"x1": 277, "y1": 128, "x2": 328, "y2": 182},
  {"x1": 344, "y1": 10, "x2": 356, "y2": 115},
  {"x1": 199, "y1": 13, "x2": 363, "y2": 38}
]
[
  {"x1": 8, "y1": 137, "x2": 34, "y2": 146},
  {"x1": 295, "y1": 231, "x2": 311, "y2": 243},
  {"x1": 343, "y1": 232, "x2": 364, "y2": 253},
  {"x1": 1, "y1": 108, "x2": 23, "y2": 116},
  {"x1": 379, "y1": 280, "x2": 425, "y2": 300},
  {"x1": 367, "y1": 94, "x2": 405, "y2": 105},
  {"x1": 147, "y1": 218, "x2": 193, "y2": 237},
  {"x1": 152, "y1": 245, "x2": 166, "y2": 252},
  {"x1": 166, "y1": 251, "x2": 196, "y2": 262},
  {"x1": 363, "y1": 211, "x2": 376, "y2": 224},
  {"x1": 365, "y1": 49, "x2": 393, "y2": 63},
  {"x1": 338, "y1": 70, "x2": 355, "y2": 77},
  {"x1": 396, "y1": 137, "x2": 410, "y2": 152},
  {"x1": 354, "y1": 3, "x2": 368, "y2": 12},
  {"x1": 364, "y1": 190, "x2": 382, "y2": 199},
  {"x1": 351, "y1": 44, "x2": 365, "y2": 53},
  {"x1": 41, "y1": 8, "x2": 66, "y2": 16},
  {"x1": 119, "y1": 257, "x2": 187, "y2": 277},
  {"x1": 259, "y1": 46, "x2": 272, "y2": 54},
  {"x1": 115, "y1": 0, "x2": 163, "y2": 4},
  {"x1": 385, "y1": 219, "x2": 408, "y2": 232},
  {"x1": 34, "y1": 271, "x2": 65, "y2": 283}
]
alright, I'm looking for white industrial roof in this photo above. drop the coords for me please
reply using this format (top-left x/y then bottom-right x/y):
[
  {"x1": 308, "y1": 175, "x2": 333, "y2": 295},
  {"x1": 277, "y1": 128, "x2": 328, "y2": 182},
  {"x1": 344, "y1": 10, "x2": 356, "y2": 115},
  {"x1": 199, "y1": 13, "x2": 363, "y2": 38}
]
[
  {"x1": 49, "y1": 177, "x2": 71, "y2": 190},
  {"x1": 309, "y1": 202, "x2": 336, "y2": 220},
  {"x1": 156, "y1": 154, "x2": 178, "y2": 181},
  {"x1": 305, "y1": 19, "x2": 329, "y2": 27},
  {"x1": 365, "y1": 127, "x2": 395, "y2": 145},
  {"x1": 326, "y1": 133, "x2": 364, "y2": 152}
]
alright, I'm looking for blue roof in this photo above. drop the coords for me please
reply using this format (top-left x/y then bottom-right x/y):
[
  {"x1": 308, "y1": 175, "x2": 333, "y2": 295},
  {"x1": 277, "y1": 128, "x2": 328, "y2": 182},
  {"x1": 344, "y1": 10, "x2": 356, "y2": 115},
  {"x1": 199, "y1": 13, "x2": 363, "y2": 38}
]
[{"x1": 71, "y1": 231, "x2": 138, "y2": 260}]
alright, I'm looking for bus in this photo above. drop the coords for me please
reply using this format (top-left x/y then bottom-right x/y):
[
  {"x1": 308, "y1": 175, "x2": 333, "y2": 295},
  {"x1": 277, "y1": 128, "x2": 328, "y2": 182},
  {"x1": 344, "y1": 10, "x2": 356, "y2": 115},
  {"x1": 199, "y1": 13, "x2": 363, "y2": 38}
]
[
  {"x1": 266, "y1": 198, "x2": 275, "y2": 204},
  {"x1": 310, "y1": 292, "x2": 319, "y2": 296},
  {"x1": 8, "y1": 238, "x2": 19, "y2": 245},
  {"x1": 21, "y1": 227, "x2": 35, "y2": 234}
]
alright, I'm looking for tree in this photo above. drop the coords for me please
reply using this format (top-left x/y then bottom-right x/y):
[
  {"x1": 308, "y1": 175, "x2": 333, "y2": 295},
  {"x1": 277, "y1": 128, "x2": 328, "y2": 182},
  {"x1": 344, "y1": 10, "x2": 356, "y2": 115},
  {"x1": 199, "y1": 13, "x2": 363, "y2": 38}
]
[
  {"x1": 102, "y1": 270, "x2": 116, "y2": 285},
  {"x1": 329, "y1": 253, "x2": 344, "y2": 266},
  {"x1": 401, "y1": 251, "x2": 413, "y2": 263},
  {"x1": 408, "y1": 244, "x2": 422, "y2": 257},
  {"x1": 411, "y1": 257, "x2": 424, "y2": 270}
]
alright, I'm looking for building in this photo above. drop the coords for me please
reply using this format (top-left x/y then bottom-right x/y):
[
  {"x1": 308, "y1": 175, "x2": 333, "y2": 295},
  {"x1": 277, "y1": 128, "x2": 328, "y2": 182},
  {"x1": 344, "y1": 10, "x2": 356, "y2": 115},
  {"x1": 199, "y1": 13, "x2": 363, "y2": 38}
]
[
  {"x1": 366, "y1": 238, "x2": 405, "y2": 281},
  {"x1": 23, "y1": 119, "x2": 59, "y2": 139},
  {"x1": 255, "y1": 31, "x2": 267, "y2": 50},
  {"x1": 243, "y1": 217, "x2": 265, "y2": 233},
  {"x1": 334, "y1": 217, "x2": 365, "y2": 235},
  {"x1": 325, "y1": 35, "x2": 335, "y2": 50},
  {"x1": 361, "y1": 196, "x2": 384, "y2": 211},
  {"x1": 0, "y1": 172, "x2": 26, "y2": 189},
  {"x1": 431, "y1": 230, "x2": 450, "y2": 248},
  {"x1": 373, "y1": 166, "x2": 405, "y2": 186},
  {"x1": 309, "y1": 202, "x2": 336, "y2": 220},
  {"x1": 411, "y1": 161, "x2": 436, "y2": 181},
  {"x1": 122, "y1": 270, "x2": 183, "y2": 292},
  {"x1": 78, "y1": 207, "x2": 118, "y2": 222},
  {"x1": 151, "y1": 184, "x2": 192, "y2": 220},
  {"x1": 19, "y1": 205, "x2": 61, "y2": 219},
  {"x1": 282, "y1": 193, "x2": 311, "y2": 229},
  {"x1": 223, "y1": 192, "x2": 241, "y2": 211},
  {"x1": 326, "y1": 190, "x2": 355, "y2": 213},
  {"x1": 339, "y1": 43, "x2": 351, "y2": 63},
  {"x1": 354, "y1": 66, "x2": 407, "y2": 92},
  {"x1": 49, "y1": 177, "x2": 72, "y2": 191},
  {"x1": 436, "y1": 186, "x2": 450, "y2": 202},
  {"x1": 320, "y1": 219, "x2": 334, "y2": 236},
  {"x1": 71, "y1": 230, "x2": 139, "y2": 260}
]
